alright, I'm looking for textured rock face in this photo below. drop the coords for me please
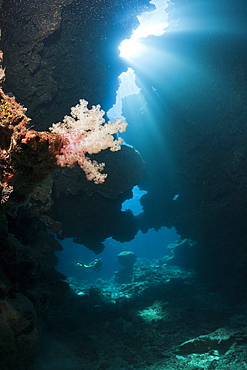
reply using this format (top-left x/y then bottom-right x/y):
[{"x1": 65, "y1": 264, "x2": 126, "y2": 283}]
[
  {"x1": 48, "y1": 145, "x2": 145, "y2": 253},
  {"x1": 0, "y1": 293, "x2": 39, "y2": 369},
  {"x1": 0, "y1": 213, "x2": 69, "y2": 369},
  {"x1": 0, "y1": 0, "x2": 148, "y2": 367},
  {"x1": 123, "y1": 0, "x2": 247, "y2": 285},
  {"x1": 1, "y1": 0, "x2": 151, "y2": 128},
  {"x1": 0, "y1": 0, "x2": 247, "y2": 366},
  {"x1": 1, "y1": 0, "x2": 74, "y2": 125},
  {"x1": 2, "y1": 0, "x2": 246, "y2": 271}
]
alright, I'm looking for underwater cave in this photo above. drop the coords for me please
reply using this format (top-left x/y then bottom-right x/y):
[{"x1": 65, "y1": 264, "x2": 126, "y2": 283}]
[{"x1": 0, "y1": 0, "x2": 247, "y2": 368}]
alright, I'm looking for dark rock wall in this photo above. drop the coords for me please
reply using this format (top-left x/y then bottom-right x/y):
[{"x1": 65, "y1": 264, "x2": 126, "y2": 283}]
[
  {"x1": 126, "y1": 0, "x2": 247, "y2": 285},
  {"x1": 1, "y1": 0, "x2": 246, "y2": 290},
  {"x1": 0, "y1": 214, "x2": 69, "y2": 369},
  {"x1": 1, "y1": 0, "x2": 247, "y2": 286},
  {"x1": 1, "y1": 0, "x2": 151, "y2": 128},
  {"x1": 49, "y1": 145, "x2": 145, "y2": 253},
  {"x1": 0, "y1": 0, "x2": 247, "y2": 366},
  {"x1": 0, "y1": 0, "x2": 150, "y2": 367}
]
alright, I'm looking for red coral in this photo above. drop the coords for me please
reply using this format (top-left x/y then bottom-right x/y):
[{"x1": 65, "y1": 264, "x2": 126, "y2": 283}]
[
  {"x1": 0, "y1": 89, "x2": 63, "y2": 204},
  {"x1": 21, "y1": 130, "x2": 39, "y2": 150},
  {"x1": 1, "y1": 172, "x2": 15, "y2": 186}
]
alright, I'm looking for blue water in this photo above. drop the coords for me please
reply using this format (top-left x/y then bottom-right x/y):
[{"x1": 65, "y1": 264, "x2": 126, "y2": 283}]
[
  {"x1": 56, "y1": 225, "x2": 178, "y2": 281},
  {"x1": 55, "y1": 0, "x2": 247, "y2": 282}
]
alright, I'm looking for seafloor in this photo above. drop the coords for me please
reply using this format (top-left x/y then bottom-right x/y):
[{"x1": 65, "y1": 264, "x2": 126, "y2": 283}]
[{"x1": 31, "y1": 259, "x2": 247, "y2": 369}]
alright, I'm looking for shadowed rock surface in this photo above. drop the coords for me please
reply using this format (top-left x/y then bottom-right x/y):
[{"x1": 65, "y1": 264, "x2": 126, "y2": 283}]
[{"x1": 0, "y1": 0, "x2": 247, "y2": 368}]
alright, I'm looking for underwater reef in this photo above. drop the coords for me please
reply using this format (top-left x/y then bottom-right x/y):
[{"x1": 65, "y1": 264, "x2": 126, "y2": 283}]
[
  {"x1": 31, "y1": 258, "x2": 247, "y2": 369},
  {"x1": 0, "y1": 71, "x2": 143, "y2": 368},
  {"x1": 0, "y1": 0, "x2": 247, "y2": 368},
  {"x1": 0, "y1": 1, "x2": 146, "y2": 366}
]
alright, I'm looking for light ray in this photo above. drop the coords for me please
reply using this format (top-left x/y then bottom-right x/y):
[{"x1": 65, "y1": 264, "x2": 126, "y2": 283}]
[{"x1": 119, "y1": 0, "x2": 171, "y2": 60}]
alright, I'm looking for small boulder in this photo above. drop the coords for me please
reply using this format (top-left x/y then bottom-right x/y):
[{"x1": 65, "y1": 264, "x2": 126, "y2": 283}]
[{"x1": 117, "y1": 251, "x2": 137, "y2": 269}]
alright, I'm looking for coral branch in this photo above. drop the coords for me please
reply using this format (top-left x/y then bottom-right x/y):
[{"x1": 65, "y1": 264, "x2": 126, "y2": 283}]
[
  {"x1": 49, "y1": 99, "x2": 127, "y2": 183},
  {"x1": 0, "y1": 54, "x2": 127, "y2": 203}
]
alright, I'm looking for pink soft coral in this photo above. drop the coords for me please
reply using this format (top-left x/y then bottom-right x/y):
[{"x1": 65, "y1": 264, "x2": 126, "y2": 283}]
[{"x1": 49, "y1": 100, "x2": 127, "y2": 184}]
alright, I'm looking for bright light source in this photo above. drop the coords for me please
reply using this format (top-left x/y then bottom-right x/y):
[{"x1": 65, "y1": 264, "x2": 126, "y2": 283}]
[
  {"x1": 118, "y1": 0, "x2": 170, "y2": 60},
  {"x1": 118, "y1": 38, "x2": 144, "y2": 59},
  {"x1": 110, "y1": 0, "x2": 171, "y2": 122}
]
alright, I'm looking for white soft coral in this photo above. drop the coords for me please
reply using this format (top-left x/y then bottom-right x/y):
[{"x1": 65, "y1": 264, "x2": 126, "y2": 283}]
[{"x1": 49, "y1": 100, "x2": 127, "y2": 184}]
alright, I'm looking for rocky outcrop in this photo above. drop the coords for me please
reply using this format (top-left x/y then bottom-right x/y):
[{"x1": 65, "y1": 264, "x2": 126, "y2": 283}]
[{"x1": 0, "y1": 213, "x2": 69, "y2": 369}]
